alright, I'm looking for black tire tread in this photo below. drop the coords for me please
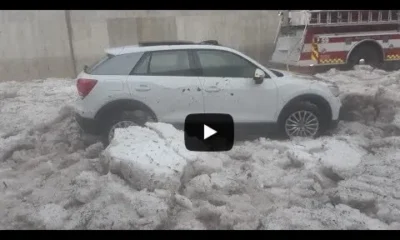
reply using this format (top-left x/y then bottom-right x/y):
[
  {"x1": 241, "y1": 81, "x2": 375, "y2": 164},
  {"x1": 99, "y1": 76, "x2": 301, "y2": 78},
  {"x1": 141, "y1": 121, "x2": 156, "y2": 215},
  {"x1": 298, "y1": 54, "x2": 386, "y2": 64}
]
[{"x1": 100, "y1": 108, "x2": 154, "y2": 146}]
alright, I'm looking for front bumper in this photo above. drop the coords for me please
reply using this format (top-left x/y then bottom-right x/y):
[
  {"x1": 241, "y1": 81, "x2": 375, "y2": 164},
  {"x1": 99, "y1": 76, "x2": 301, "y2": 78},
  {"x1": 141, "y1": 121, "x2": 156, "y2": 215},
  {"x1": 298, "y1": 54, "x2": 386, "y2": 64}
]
[
  {"x1": 328, "y1": 119, "x2": 340, "y2": 130},
  {"x1": 327, "y1": 105, "x2": 343, "y2": 131},
  {"x1": 75, "y1": 113, "x2": 100, "y2": 135}
]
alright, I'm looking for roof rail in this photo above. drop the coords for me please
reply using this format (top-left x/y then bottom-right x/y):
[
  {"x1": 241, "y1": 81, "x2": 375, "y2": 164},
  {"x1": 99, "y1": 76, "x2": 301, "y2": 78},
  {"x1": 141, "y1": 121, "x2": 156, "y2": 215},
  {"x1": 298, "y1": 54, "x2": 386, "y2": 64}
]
[
  {"x1": 138, "y1": 41, "x2": 195, "y2": 46},
  {"x1": 137, "y1": 40, "x2": 220, "y2": 47},
  {"x1": 199, "y1": 40, "x2": 220, "y2": 45}
]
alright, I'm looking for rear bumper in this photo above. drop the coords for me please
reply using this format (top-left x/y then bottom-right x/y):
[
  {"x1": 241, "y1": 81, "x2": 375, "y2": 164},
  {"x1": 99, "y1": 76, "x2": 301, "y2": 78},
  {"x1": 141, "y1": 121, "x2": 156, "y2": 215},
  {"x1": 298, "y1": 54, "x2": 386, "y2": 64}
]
[{"x1": 75, "y1": 113, "x2": 100, "y2": 135}]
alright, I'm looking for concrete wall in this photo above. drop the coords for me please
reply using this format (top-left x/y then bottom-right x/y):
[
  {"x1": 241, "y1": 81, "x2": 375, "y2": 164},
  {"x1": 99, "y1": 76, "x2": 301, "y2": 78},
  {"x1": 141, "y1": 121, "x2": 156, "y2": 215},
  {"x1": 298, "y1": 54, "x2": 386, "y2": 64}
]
[
  {"x1": 0, "y1": 11, "x2": 75, "y2": 81},
  {"x1": 0, "y1": 10, "x2": 280, "y2": 82}
]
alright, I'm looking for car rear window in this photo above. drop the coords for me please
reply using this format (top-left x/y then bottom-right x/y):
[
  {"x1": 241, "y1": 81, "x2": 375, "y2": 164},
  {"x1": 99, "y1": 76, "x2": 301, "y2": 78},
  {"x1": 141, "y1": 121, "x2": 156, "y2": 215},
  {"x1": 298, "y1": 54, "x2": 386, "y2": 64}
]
[
  {"x1": 85, "y1": 54, "x2": 112, "y2": 73},
  {"x1": 86, "y1": 52, "x2": 144, "y2": 76}
]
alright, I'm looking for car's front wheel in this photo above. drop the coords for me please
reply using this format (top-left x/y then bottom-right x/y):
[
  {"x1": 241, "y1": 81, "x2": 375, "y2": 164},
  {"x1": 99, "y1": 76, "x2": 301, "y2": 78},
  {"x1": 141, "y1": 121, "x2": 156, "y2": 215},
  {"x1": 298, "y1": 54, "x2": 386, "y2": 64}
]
[{"x1": 280, "y1": 102, "x2": 322, "y2": 138}]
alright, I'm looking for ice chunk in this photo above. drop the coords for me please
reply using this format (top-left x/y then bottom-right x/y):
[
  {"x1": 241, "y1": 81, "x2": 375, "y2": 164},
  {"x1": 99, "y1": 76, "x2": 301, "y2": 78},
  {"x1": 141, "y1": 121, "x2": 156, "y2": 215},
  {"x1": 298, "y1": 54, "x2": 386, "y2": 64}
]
[
  {"x1": 36, "y1": 204, "x2": 69, "y2": 230},
  {"x1": 184, "y1": 174, "x2": 213, "y2": 198},
  {"x1": 107, "y1": 126, "x2": 187, "y2": 192},
  {"x1": 192, "y1": 153, "x2": 223, "y2": 175}
]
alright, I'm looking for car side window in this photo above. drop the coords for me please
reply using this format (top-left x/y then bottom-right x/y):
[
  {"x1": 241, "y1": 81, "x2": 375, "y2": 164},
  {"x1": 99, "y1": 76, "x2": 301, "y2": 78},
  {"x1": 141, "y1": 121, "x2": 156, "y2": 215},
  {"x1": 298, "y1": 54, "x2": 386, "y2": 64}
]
[
  {"x1": 133, "y1": 54, "x2": 151, "y2": 75},
  {"x1": 196, "y1": 50, "x2": 268, "y2": 78},
  {"x1": 132, "y1": 50, "x2": 193, "y2": 76},
  {"x1": 89, "y1": 52, "x2": 144, "y2": 75}
]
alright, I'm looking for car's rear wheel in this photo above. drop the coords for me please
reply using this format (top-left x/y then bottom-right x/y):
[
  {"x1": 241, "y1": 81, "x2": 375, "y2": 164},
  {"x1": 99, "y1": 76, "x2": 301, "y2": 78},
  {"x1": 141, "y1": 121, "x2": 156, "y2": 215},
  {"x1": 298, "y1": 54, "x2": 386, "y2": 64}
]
[
  {"x1": 102, "y1": 109, "x2": 156, "y2": 146},
  {"x1": 107, "y1": 120, "x2": 138, "y2": 143},
  {"x1": 280, "y1": 102, "x2": 323, "y2": 138}
]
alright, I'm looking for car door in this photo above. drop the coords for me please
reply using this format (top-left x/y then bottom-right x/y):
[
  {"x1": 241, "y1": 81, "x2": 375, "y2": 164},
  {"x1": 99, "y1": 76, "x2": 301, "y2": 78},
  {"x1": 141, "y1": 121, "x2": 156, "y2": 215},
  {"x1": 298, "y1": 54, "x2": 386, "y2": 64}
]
[
  {"x1": 193, "y1": 49, "x2": 278, "y2": 123},
  {"x1": 126, "y1": 49, "x2": 204, "y2": 125}
]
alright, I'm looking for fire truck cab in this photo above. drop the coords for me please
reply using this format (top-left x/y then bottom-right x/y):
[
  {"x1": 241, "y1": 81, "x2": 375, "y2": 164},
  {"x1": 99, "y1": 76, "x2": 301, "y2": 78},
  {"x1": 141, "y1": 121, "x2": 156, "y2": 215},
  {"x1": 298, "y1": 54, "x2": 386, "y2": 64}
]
[{"x1": 270, "y1": 10, "x2": 400, "y2": 71}]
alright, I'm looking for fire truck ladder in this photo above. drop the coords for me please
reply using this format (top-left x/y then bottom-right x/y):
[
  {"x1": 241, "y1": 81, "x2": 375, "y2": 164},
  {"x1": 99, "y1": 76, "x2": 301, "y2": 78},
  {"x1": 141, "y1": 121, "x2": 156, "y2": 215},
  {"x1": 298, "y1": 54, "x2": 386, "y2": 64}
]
[
  {"x1": 285, "y1": 22, "x2": 310, "y2": 72},
  {"x1": 308, "y1": 10, "x2": 400, "y2": 26}
]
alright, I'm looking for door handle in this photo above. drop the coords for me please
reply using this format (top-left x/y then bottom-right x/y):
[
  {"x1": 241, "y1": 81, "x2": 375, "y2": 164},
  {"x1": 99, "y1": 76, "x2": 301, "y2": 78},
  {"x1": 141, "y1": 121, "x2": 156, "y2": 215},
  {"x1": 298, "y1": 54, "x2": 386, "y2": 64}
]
[
  {"x1": 205, "y1": 86, "x2": 221, "y2": 92},
  {"x1": 135, "y1": 84, "x2": 151, "y2": 92}
]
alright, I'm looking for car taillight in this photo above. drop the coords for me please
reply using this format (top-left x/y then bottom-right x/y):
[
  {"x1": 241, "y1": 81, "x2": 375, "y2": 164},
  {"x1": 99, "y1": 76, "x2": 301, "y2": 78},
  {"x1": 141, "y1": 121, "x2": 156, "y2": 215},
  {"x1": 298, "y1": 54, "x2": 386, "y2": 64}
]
[{"x1": 77, "y1": 78, "x2": 97, "y2": 98}]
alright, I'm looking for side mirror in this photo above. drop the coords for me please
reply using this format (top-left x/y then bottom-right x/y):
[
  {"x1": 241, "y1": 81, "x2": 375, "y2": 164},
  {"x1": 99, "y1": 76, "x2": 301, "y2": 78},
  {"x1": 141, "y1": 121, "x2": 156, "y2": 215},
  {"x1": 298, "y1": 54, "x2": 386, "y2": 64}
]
[
  {"x1": 83, "y1": 65, "x2": 89, "y2": 73},
  {"x1": 253, "y1": 68, "x2": 265, "y2": 84}
]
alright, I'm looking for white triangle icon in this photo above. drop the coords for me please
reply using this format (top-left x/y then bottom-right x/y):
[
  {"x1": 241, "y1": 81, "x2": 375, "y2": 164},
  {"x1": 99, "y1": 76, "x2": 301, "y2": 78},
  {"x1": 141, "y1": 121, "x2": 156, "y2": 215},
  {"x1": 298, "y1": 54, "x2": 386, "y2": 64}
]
[{"x1": 204, "y1": 124, "x2": 217, "y2": 140}]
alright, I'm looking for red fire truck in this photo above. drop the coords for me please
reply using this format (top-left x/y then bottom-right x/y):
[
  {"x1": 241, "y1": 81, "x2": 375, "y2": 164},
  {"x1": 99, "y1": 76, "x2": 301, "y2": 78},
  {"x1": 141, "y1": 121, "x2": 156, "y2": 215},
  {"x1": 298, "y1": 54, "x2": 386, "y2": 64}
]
[{"x1": 270, "y1": 10, "x2": 400, "y2": 72}]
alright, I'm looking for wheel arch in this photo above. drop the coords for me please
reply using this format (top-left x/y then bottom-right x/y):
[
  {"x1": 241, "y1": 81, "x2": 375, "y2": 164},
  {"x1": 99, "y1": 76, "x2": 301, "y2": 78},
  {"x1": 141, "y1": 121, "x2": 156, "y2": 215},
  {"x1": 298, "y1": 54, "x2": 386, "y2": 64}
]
[
  {"x1": 94, "y1": 99, "x2": 158, "y2": 123},
  {"x1": 346, "y1": 39, "x2": 384, "y2": 63},
  {"x1": 277, "y1": 94, "x2": 332, "y2": 127}
]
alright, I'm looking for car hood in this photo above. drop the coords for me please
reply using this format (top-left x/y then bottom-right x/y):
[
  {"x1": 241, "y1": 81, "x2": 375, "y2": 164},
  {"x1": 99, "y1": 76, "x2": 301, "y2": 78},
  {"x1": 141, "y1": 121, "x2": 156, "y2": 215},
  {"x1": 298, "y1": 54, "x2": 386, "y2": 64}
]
[{"x1": 271, "y1": 69, "x2": 337, "y2": 87}]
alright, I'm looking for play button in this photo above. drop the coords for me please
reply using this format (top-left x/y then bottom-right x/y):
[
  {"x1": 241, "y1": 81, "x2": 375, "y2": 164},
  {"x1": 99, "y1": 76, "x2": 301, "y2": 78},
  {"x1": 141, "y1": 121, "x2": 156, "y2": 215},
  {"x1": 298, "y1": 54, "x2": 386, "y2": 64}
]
[
  {"x1": 184, "y1": 113, "x2": 234, "y2": 152},
  {"x1": 204, "y1": 124, "x2": 217, "y2": 140}
]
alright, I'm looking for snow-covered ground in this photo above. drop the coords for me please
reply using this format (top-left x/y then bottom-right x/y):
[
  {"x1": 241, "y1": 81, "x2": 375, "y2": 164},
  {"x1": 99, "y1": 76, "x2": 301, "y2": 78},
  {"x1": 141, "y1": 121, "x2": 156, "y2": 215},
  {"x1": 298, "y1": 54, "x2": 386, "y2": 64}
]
[{"x1": 1, "y1": 66, "x2": 400, "y2": 230}]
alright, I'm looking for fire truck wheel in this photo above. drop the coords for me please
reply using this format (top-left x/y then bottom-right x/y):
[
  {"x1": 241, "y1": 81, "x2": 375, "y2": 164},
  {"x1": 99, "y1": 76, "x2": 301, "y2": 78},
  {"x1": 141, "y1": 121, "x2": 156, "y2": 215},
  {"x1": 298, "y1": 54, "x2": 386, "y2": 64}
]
[
  {"x1": 279, "y1": 102, "x2": 323, "y2": 139},
  {"x1": 347, "y1": 44, "x2": 383, "y2": 69}
]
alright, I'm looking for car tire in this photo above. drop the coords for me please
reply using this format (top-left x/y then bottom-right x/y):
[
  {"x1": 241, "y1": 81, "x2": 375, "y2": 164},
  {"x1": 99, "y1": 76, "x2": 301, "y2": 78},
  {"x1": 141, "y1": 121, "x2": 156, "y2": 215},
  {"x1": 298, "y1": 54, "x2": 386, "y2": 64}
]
[
  {"x1": 279, "y1": 102, "x2": 323, "y2": 139},
  {"x1": 101, "y1": 109, "x2": 156, "y2": 146}
]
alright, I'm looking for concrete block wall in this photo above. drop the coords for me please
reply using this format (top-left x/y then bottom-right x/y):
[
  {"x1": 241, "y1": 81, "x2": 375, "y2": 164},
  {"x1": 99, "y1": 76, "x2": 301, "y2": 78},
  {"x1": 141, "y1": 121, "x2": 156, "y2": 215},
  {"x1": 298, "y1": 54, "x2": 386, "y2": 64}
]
[
  {"x1": 0, "y1": 10, "x2": 280, "y2": 82},
  {"x1": 0, "y1": 11, "x2": 75, "y2": 81}
]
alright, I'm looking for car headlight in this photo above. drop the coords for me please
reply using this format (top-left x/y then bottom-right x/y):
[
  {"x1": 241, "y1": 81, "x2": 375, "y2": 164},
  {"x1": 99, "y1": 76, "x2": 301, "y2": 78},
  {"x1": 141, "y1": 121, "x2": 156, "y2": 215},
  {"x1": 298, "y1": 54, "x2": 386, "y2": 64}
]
[{"x1": 328, "y1": 84, "x2": 340, "y2": 97}]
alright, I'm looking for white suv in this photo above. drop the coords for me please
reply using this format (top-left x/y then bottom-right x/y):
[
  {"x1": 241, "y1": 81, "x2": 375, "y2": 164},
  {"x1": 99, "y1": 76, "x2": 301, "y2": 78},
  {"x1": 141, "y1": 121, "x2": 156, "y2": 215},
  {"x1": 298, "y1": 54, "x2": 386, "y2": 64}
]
[{"x1": 74, "y1": 41, "x2": 342, "y2": 145}]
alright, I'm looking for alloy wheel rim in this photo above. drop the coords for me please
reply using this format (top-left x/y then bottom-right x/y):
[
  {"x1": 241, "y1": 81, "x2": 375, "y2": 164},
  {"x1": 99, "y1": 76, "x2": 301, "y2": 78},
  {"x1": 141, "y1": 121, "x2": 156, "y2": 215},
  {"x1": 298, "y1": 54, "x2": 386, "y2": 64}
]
[{"x1": 285, "y1": 110, "x2": 319, "y2": 138}]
